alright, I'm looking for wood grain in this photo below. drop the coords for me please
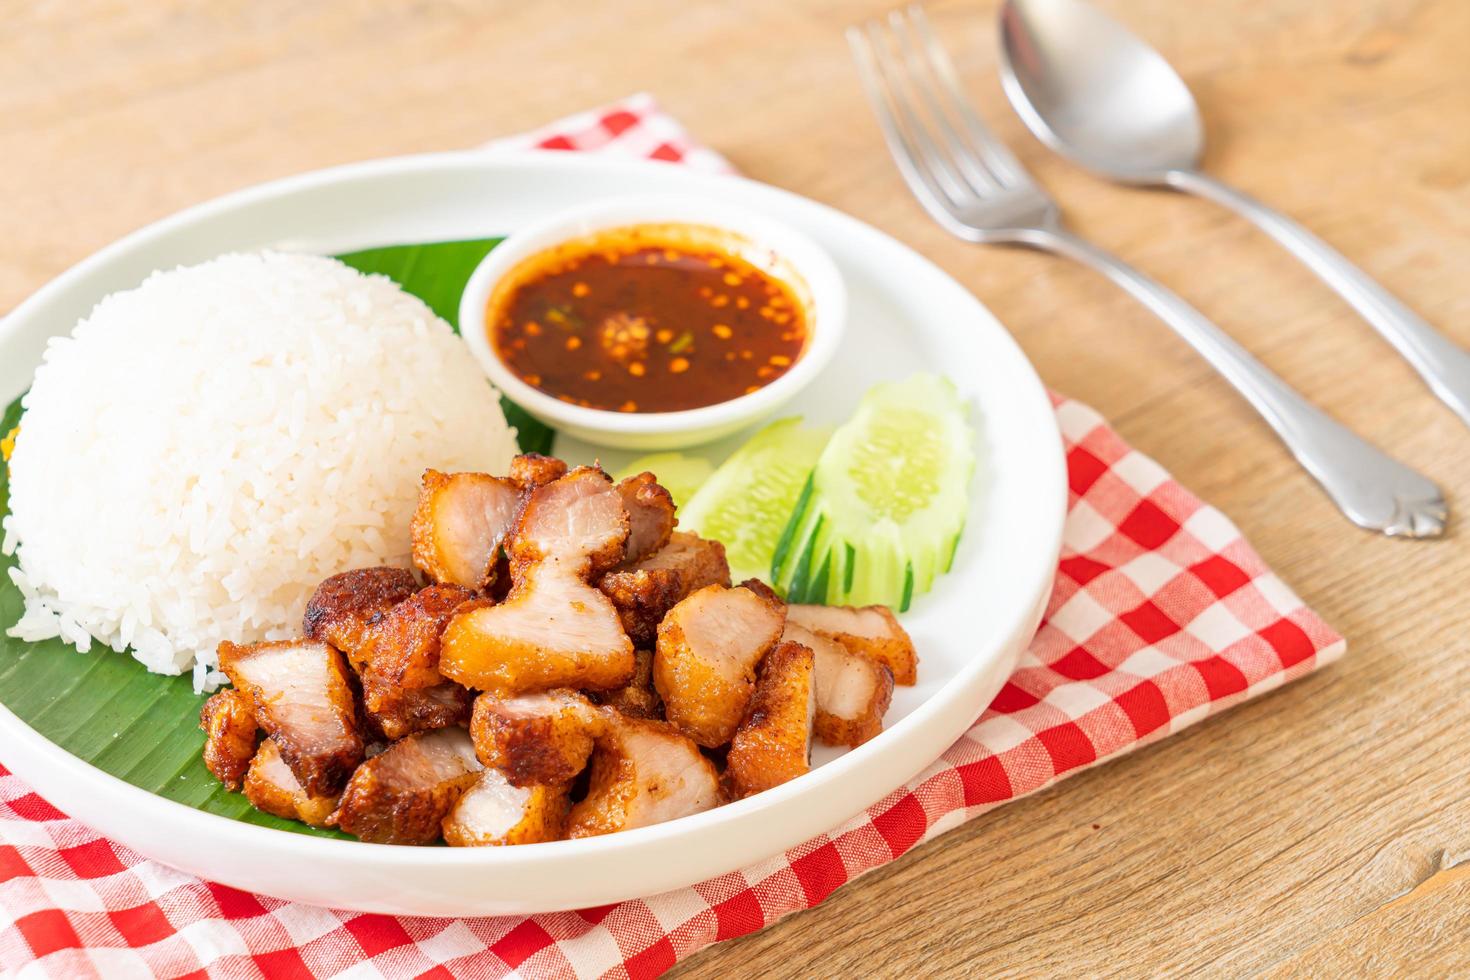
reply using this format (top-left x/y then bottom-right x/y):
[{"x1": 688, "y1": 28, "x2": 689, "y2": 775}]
[{"x1": 2, "y1": 0, "x2": 1468, "y2": 974}]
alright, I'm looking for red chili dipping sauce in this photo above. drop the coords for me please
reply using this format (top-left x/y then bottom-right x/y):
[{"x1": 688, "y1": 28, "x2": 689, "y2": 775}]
[{"x1": 488, "y1": 224, "x2": 809, "y2": 413}]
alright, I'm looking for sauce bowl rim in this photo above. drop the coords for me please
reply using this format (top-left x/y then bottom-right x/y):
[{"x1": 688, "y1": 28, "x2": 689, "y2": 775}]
[{"x1": 458, "y1": 193, "x2": 848, "y2": 442}]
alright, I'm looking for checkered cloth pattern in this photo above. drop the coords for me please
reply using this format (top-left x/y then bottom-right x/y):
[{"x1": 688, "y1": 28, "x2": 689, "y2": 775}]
[{"x1": 0, "y1": 94, "x2": 1344, "y2": 979}]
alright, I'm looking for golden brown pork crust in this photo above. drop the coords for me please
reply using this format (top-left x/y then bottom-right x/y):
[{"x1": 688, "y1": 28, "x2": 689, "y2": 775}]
[
  {"x1": 330, "y1": 729, "x2": 482, "y2": 844},
  {"x1": 302, "y1": 567, "x2": 418, "y2": 664},
  {"x1": 363, "y1": 679, "x2": 473, "y2": 741},
  {"x1": 617, "y1": 472, "x2": 677, "y2": 564},
  {"x1": 653, "y1": 585, "x2": 785, "y2": 748},
  {"x1": 592, "y1": 648, "x2": 662, "y2": 719},
  {"x1": 441, "y1": 772, "x2": 570, "y2": 847},
  {"x1": 243, "y1": 738, "x2": 339, "y2": 827},
  {"x1": 360, "y1": 584, "x2": 474, "y2": 690},
  {"x1": 793, "y1": 622, "x2": 895, "y2": 748},
  {"x1": 470, "y1": 690, "x2": 601, "y2": 786},
  {"x1": 199, "y1": 689, "x2": 258, "y2": 791},
  {"x1": 727, "y1": 641, "x2": 816, "y2": 798},
  {"x1": 439, "y1": 565, "x2": 635, "y2": 696},
  {"x1": 508, "y1": 453, "x2": 569, "y2": 491},
  {"x1": 598, "y1": 533, "x2": 733, "y2": 646},
  {"x1": 566, "y1": 711, "x2": 724, "y2": 838},
  {"x1": 597, "y1": 567, "x2": 685, "y2": 646},
  {"x1": 785, "y1": 603, "x2": 918, "y2": 686},
  {"x1": 218, "y1": 639, "x2": 364, "y2": 797}
]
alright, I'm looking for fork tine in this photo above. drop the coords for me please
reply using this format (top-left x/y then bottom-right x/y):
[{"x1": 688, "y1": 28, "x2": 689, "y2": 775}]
[
  {"x1": 847, "y1": 23, "x2": 966, "y2": 222},
  {"x1": 860, "y1": 20, "x2": 975, "y2": 209},
  {"x1": 886, "y1": 9, "x2": 1004, "y2": 195},
  {"x1": 906, "y1": 3, "x2": 1031, "y2": 190}
]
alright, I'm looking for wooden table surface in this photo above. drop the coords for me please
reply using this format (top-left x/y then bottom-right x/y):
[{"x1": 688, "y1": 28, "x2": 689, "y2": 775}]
[{"x1": 5, "y1": 0, "x2": 1469, "y2": 974}]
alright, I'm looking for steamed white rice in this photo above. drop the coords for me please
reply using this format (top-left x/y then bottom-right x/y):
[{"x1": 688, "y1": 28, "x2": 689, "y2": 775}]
[{"x1": 2, "y1": 251, "x2": 517, "y2": 690}]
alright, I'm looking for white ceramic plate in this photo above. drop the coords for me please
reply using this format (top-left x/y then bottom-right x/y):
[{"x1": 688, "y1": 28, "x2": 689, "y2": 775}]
[{"x1": 0, "y1": 152, "x2": 1065, "y2": 916}]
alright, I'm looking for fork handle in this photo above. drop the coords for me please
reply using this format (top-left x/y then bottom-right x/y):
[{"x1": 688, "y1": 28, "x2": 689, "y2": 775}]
[
  {"x1": 1165, "y1": 168, "x2": 1470, "y2": 427},
  {"x1": 1034, "y1": 227, "x2": 1445, "y2": 537}
]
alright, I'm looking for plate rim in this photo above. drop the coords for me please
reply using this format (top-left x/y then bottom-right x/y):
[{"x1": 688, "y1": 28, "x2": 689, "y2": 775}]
[{"x1": 0, "y1": 149, "x2": 1066, "y2": 909}]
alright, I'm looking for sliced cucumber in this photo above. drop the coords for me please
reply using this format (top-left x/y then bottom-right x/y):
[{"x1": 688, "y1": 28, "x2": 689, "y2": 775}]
[
  {"x1": 613, "y1": 452, "x2": 714, "y2": 510},
  {"x1": 773, "y1": 374, "x2": 973, "y2": 610},
  {"x1": 679, "y1": 418, "x2": 831, "y2": 583}
]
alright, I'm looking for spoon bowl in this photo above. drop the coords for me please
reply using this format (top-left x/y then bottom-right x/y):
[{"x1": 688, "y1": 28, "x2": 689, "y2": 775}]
[
  {"x1": 998, "y1": 0, "x2": 1203, "y2": 182},
  {"x1": 998, "y1": 0, "x2": 1470, "y2": 432}
]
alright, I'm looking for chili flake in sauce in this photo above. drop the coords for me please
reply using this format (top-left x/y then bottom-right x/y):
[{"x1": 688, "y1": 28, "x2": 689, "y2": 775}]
[{"x1": 489, "y1": 225, "x2": 809, "y2": 413}]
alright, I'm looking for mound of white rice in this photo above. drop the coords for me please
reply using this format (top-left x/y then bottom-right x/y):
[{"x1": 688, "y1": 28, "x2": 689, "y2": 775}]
[{"x1": 3, "y1": 251, "x2": 517, "y2": 690}]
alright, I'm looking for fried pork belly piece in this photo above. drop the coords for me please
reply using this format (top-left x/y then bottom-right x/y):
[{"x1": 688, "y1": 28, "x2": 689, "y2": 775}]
[
  {"x1": 199, "y1": 689, "x2": 258, "y2": 791},
  {"x1": 617, "y1": 472, "x2": 676, "y2": 564},
  {"x1": 597, "y1": 567, "x2": 684, "y2": 647},
  {"x1": 785, "y1": 604, "x2": 918, "y2": 686},
  {"x1": 726, "y1": 641, "x2": 816, "y2": 798},
  {"x1": 331, "y1": 727, "x2": 482, "y2": 844},
  {"x1": 785, "y1": 624, "x2": 894, "y2": 747},
  {"x1": 218, "y1": 640, "x2": 364, "y2": 796},
  {"x1": 302, "y1": 566, "x2": 418, "y2": 663},
  {"x1": 442, "y1": 769, "x2": 570, "y2": 847},
  {"x1": 361, "y1": 584, "x2": 473, "y2": 690},
  {"x1": 593, "y1": 648, "x2": 661, "y2": 719},
  {"x1": 440, "y1": 561, "x2": 635, "y2": 695},
  {"x1": 653, "y1": 585, "x2": 785, "y2": 747},
  {"x1": 243, "y1": 738, "x2": 339, "y2": 827},
  {"x1": 638, "y1": 531, "x2": 731, "y2": 586},
  {"x1": 566, "y1": 711, "x2": 723, "y2": 837},
  {"x1": 470, "y1": 690, "x2": 602, "y2": 786},
  {"x1": 363, "y1": 679, "x2": 473, "y2": 741},
  {"x1": 508, "y1": 466, "x2": 629, "y2": 574},
  {"x1": 508, "y1": 453, "x2": 568, "y2": 491},
  {"x1": 410, "y1": 470, "x2": 522, "y2": 590},
  {"x1": 598, "y1": 532, "x2": 733, "y2": 645}
]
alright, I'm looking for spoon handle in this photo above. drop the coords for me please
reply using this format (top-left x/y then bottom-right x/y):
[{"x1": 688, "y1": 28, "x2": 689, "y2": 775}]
[
  {"x1": 1035, "y1": 226, "x2": 1446, "y2": 537},
  {"x1": 1165, "y1": 168, "x2": 1470, "y2": 426}
]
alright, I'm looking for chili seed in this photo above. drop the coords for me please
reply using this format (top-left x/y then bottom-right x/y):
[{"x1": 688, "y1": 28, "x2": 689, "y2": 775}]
[
  {"x1": 669, "y1": 357, "x2": 690, "y2": 374},
  {"x1": 712, "y1": 324, "x2": 733, "y2": 340},
  {"x1": 628, "y1": 362, "x2": 646, "y2": 377}
]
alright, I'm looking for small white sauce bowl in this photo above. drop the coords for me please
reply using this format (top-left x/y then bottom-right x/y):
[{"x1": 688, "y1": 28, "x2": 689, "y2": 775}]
[{"x1": 458, "y1": 194, "x2": 847, "y2": 450}]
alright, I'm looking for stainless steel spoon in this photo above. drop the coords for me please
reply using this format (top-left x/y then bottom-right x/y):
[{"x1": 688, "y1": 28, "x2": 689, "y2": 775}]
[{"x1": 997, "y1": 0, "x2": 1470, "y2": 426}]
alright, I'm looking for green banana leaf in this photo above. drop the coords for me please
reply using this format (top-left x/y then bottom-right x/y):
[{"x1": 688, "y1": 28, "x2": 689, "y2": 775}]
[{"x1": 0, "y1": 239, "x2": 552, "y2": 838}]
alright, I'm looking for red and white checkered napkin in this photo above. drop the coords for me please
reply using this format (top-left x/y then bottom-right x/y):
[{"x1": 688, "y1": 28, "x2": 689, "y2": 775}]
[{"x1": 0, "y1": 94, "x2": 1344, "y2": 979}]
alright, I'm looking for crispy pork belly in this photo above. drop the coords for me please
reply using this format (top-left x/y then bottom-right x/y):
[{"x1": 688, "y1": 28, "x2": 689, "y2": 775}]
[
  {"x1": 597, "y1": 566, "x2": 684, "y2": 646},
  {"x1": 363, "y1": 678, "x2": 473, "y2": 741},
  {"x1": 243, "y1": 738, "x2": 339, "y2": 827},
  {"x1": 302, "y1": 566, "x2": 417, "y2": 663},
  {"x1": 617, "y1": 472, "x2": 676, "y2": 564},
  {"x1": 331, "y1": 727, "x2": 482, "y2": 844},
  {"x1": 442, "y1": 769, "x2": 570, "y2": 847},
  {"x1": 509, "y1": 467, "x2": 628, "y2": 574},
  {"x1": 566, "y1": 711, "x2": 723, "y2": 837},
  {"x1": 439, "y1": 561, "x2": 635, "y2": 695},
  {"x1": 653, "y1": 585, "x2": 785, "y2": 747},
  {"x1": 727, "y1": 641, "x2": 816, "y2": 798},
  {"x1": 786, "y1": 624, "x2": 894, "y2": 747},
  {"x1": 593, "y1": 648, "x2": 661, "y2": 720},
  {"x1": 636, "y1": 531, "x2": 731, "y2": 586},
  {"x1": 361, "y1": 584, "x2": 473, "y2": 690},
  {"x1": 508, "y1": 453, "x2": 568, "y2": 490},
  {"x1": 410, "y1": 470, "x2": 522, "y2": 590},
  {"x1": 470, "y1": 690, "x2": 602, "y2": 786},
  {"x1": 598, "y1": 532, "x2": 733, "y2": 645},
  {"x1": 218, "y1": 640, "x2": 364, "y2": 796},
  {"x1": 199, "y1": 689, "x2": 258, "y2": 791},
  {"x1": 785, "y1": 604, "x2": 918, "y2": 686}
]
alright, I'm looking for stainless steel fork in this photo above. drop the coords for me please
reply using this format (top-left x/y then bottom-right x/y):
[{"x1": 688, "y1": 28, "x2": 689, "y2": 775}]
[{"x1": 848, "y1": 4, "x2": 1446, "y2": 538}]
